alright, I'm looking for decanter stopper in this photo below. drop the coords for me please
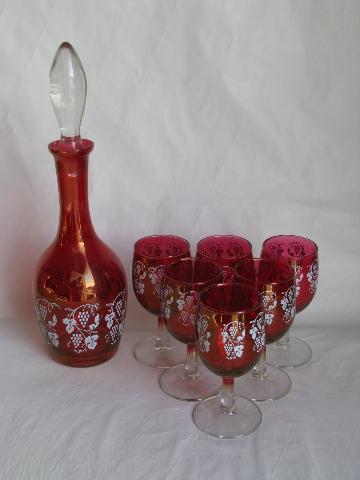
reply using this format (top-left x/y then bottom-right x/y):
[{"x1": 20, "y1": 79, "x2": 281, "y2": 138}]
[{"x1": 49, "y1": 42, "x2": 86, "y2": 146}]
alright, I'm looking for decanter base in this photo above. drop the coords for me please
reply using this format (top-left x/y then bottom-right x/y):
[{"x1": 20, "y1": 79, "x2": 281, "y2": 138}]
[{"x1": 49, "y1": 345, "x2": 119, "y2": 367}]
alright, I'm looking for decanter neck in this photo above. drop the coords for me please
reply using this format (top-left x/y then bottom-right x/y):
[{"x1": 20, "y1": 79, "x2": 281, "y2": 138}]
[{"x1": 49, "y1": 139, "x2": 95, "y2": 242}]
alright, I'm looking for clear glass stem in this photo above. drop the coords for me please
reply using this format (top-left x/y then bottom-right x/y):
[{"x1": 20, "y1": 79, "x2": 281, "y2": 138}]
[
  {"x1": 156, "y1": 316, "x2": 170, "y2": 348},
  {"x1": 252, "y1": 348, "x2": 267, "y2": 380},
  {"x1": 184, "y1": 343, "x2": 199, "y2": 379},
  {"x1": 221, "y1": 377, "x2": 235, "y2": 413},
  {"x1": 276, "y1": 331, "x2": 290, "y2": 350}
]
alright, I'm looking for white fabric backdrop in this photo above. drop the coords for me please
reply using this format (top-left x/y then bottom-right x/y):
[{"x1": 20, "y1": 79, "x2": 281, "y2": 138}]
[
  {"x1": 0, "y1": 0, "x2": 359, "y2": 327},
  {"x1": 0, "y1": 1, "x2": 359, "y2": 479}
]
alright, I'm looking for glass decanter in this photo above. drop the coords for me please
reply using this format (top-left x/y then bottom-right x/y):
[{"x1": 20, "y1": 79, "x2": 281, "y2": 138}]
[{"x1": 33, "y1": 42, "x2": 127, "y2": 367}]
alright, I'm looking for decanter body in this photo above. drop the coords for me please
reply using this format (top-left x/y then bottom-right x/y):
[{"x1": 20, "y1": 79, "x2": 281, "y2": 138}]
[{"x1": 34, "y1": 139, "x2": 127, "y2": 366}]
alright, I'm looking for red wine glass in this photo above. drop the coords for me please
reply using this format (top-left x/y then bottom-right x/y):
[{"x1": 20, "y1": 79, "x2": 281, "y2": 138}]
[
  {"x1": 234, "y1": 258, "x2": 295, "y2": 400},
  {"x1": 132, "y1": 235, "x2": 190, "y2": 368},
  {"x1": 261, "y1": 235, "x2": 319, "y2": 368},
  {"x1": 193, "y1": 283, "x2": 264, "y2": 438},
  {"x1": 196, "y1": 235, "x2": 253, "y2": 282},
  {"x1": 159, "y1": 258, "x2": 222, "y2": 401}
]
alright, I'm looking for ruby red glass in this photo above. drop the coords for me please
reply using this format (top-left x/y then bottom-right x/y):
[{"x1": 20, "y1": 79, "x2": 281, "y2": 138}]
[
  {"x1": 132, "y1": 235, "x2": 190, "y2": 368},
  {"x1": 34, "y1": 141, "x2": 127, "y2": 367},
  {"x1": 234, "y1": 258, "x2": 295, "y2": 401},
  {"x1": 196, "y1": 235, "x2": 252, "y2": 282},
  {"x1": 159, "y1": 258, "x2": 222, "y2": 401},
  {"x1": 193, "y1": 283, "x2": 264, "y2": 438},
  {"x1": 261, "y1": 235, "x2": 319, "y2": 367}
]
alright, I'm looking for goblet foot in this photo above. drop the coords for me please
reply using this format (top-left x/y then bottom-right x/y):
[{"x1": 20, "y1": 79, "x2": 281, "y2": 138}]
[
  {"x1": 235, "y1": 365, "x2": 291, "y2": 401},
  {"x1": 192, "y1": 394, "x2": 262, "y2": 438},
  {"x1": 266, "y1": 337, "x2": 312, "y2": 368},
  {"x1": 133, "y1": 335, "x2": 184, "y2": 369},
  {"x1": 159, "y1": 363, "x2": 221, "y2": 401}
]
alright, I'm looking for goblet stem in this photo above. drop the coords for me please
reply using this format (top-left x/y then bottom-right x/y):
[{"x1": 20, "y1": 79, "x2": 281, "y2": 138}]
[
  {"x1": 252, "y1": 349, "x2": 267, "y2": 380},
  {"x1": 156, "y1": 316, "x2": 170, "y2": 347},
  {"x1": 184, "y1": 343, "x2": 199, "y2": 379},
  {"x1": 276, "y1": 332, "x2": 290, "y2": 350},
  {"x1": 221, "y1": 377, "x2": 235, "y2": 413}
]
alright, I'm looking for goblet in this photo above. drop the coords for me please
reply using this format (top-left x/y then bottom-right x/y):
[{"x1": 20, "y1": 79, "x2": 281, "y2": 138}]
[
  {"x1": 261, "y1": 235, "x2": 319, "y2": 368},
  {"x1": 196, "y1": 235, "x2": 252, "y2": 282},
  {"x1": 132, "y1": 235, "x2": 190, "y2": 368},
  {"x1": 193, "y1": 283, "x2": 264, "y2": 438},
  {"x1": 234, "y1": 258, "x2": 295, "y2": 400},
  {"x1": 159, "y1": 258, "x2": 222, "y2": 401}
]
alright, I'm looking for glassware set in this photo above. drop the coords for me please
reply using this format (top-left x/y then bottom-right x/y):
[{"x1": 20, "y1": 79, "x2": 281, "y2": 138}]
[
  {"x1": 132, "y1": 234, "x2": 319, "y2": 439},
  {"x1": 34, "y1": 43, "x2": 319, "y2": 440}
]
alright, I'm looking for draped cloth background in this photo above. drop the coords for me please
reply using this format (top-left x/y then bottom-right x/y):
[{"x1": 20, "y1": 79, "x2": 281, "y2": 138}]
[{"x1": 0, "y1": 1, "x2": 359, "y2": 479}]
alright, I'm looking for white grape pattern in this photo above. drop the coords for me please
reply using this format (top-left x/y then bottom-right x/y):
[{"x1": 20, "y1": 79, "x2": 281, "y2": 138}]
[
  {"x1": 104, "y1": 291, "x2": 127, "y2": 346},
  {"x1": 133, "y1": 261, "x2": 146, "y2": 295},
  {"x1": 249, "y1": 312, "x2": 265, "y2": 352},
  {"x1": 176, "y1": 291, "x2": 199, "y2": 327},
  {"x1": 36, "y1": 299, "x2": 60, "y2": 347},
  {"x1": 148, "y1": 265, "x2": 165, "y2": 298},
  {"x1": 294, "y1": 265, "x2": 303, "y2": 297},
  {"x1": 280, "y1": 286, "x2": 296, "y2": 324},
  {"x1": 160, "y1": 284, "x2": 174, "y2": 320},
  {"x1": 34, "y1": 289, "x2": 127, "y2": 353},
  {"x1": 64, "y1": 303, "x2": 100, "y2": 352},
  {"x1": 197, "y1": 315, "x2": 211, "y2": 353},
  {"x1": 221, "y1": 321, "x2": 245, "y2": 360},
  {"x1": 307, "y1": 259, "x2": 318, "y2": 294},
  {"x1": 261, "y1": 291, "x2": 277, "y2": 326}
]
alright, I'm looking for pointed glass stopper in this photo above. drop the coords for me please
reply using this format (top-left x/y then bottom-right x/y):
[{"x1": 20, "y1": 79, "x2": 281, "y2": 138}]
[{"x1": 49, "y1": 42, "x2": 87, "y2": 145}]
